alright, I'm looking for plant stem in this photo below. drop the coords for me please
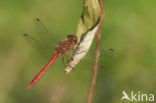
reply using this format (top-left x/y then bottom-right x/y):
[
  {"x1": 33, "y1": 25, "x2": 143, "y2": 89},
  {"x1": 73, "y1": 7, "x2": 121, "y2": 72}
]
[{"x1": 87, "y1": 0, "x2": 104, "y2": 103}]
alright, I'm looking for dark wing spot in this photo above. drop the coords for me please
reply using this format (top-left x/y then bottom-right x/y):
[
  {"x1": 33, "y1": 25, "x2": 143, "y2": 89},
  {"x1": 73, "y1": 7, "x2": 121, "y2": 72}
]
[
  {"x1": 23, "y1": 33, "x2": 28, "y2": 36},
  {"x1": 109, "y1": 48, "x2": 114, "y2": 52},
  {"x1": 35, "y1": 18, "x2": 40, "y2": 21}
]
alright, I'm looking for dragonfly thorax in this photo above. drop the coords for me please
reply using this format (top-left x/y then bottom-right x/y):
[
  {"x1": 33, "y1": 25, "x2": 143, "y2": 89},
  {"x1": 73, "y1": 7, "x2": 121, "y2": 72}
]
[{"x1": 54, "y1": 35, "x2": 77, "y2": 55}]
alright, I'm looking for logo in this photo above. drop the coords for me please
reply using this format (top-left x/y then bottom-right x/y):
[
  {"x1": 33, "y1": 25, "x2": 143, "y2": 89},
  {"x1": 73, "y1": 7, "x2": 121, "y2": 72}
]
[{"x1": 121, "y1": 91, "x2": 154, "y2": 102}]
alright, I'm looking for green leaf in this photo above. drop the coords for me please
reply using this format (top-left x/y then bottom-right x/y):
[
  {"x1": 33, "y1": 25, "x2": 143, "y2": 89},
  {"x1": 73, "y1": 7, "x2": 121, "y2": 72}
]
[{"x1": 76, "y1": 0, "x2": 101, "y2": 43}]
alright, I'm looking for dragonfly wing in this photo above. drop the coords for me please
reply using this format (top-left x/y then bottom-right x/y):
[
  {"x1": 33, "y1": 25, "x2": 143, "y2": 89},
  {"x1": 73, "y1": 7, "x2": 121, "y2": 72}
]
[
  {"x1": 23, "y1": 34, "x2": 55, "y2": 59},
  {"x1": 99, "y1": 47, "x2": 117, "y2": 69},
  {"x1": 34, "y1": 18, "x2": 58, "y2": 47},
  {"x1": 70, "y1": 46, "x2": 117, "y2": 71}
]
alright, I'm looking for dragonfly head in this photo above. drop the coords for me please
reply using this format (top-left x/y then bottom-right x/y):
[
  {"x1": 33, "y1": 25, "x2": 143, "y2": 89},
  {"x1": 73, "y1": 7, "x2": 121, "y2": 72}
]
[{"x1": 67, "y1": 34, "x2": 77, "y2": 44}]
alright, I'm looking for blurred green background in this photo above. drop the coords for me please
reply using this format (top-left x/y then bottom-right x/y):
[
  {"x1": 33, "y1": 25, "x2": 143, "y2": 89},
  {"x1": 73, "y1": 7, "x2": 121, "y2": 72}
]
[{"x1": 0, "y1": 0, "x2": 156, "y2": 103}]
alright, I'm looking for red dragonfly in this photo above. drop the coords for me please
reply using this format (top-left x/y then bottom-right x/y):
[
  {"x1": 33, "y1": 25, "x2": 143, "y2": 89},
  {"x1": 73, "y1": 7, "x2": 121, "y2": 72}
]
[
  {"x1": 24, "y1": 18, "x2": 78, "y2": 89},
  {"x1": 24, "y1": 18, "x2": 116, "y2": 90}
]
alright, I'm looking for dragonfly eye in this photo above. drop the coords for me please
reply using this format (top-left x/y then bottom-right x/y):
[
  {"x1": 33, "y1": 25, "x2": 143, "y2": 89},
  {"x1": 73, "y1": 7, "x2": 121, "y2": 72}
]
[
  {"x1": 67, "y1": 35, "x2": 72, "y2": 39},
  {"x1": 67, "y1": 34, "x2": 77, "y2": 44}
]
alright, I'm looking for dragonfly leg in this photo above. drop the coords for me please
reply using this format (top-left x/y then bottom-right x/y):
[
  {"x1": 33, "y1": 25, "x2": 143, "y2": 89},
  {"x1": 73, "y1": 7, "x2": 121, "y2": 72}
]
[
  {"x1": 67, "y1": 54, "x2": 70, "y2": 64},
  {"x1": 62, "y1": 52, "x2": 71, "y2": 67},
  {"x1": 62, "y1": 55, "x2": 66, "y2": 67}
]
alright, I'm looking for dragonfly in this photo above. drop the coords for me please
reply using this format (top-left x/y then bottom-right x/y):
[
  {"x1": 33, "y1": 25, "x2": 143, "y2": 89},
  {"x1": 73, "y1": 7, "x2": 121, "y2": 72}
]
[
  {"x1": 24, "y1": 18, "x2": 79, "y2": 89},
  {"x1": 24, "y1": 18, "x2": 116, "y2": 90}
]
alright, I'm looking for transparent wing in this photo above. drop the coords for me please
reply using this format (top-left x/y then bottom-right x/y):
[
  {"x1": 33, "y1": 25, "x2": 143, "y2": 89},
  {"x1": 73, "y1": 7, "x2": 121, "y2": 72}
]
[
  {"x1": 99, "y1": 48, "x2": 117, "y2": 69},
  {"x1": 34, "y1": 18, "x2": 58, "y2": 47},
  {"x1": 72, "y1": 46, "x2": 117, "y2": 71},
  {"x1": 23, "y1": 33, "x2": 55, "y2": 59}
]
